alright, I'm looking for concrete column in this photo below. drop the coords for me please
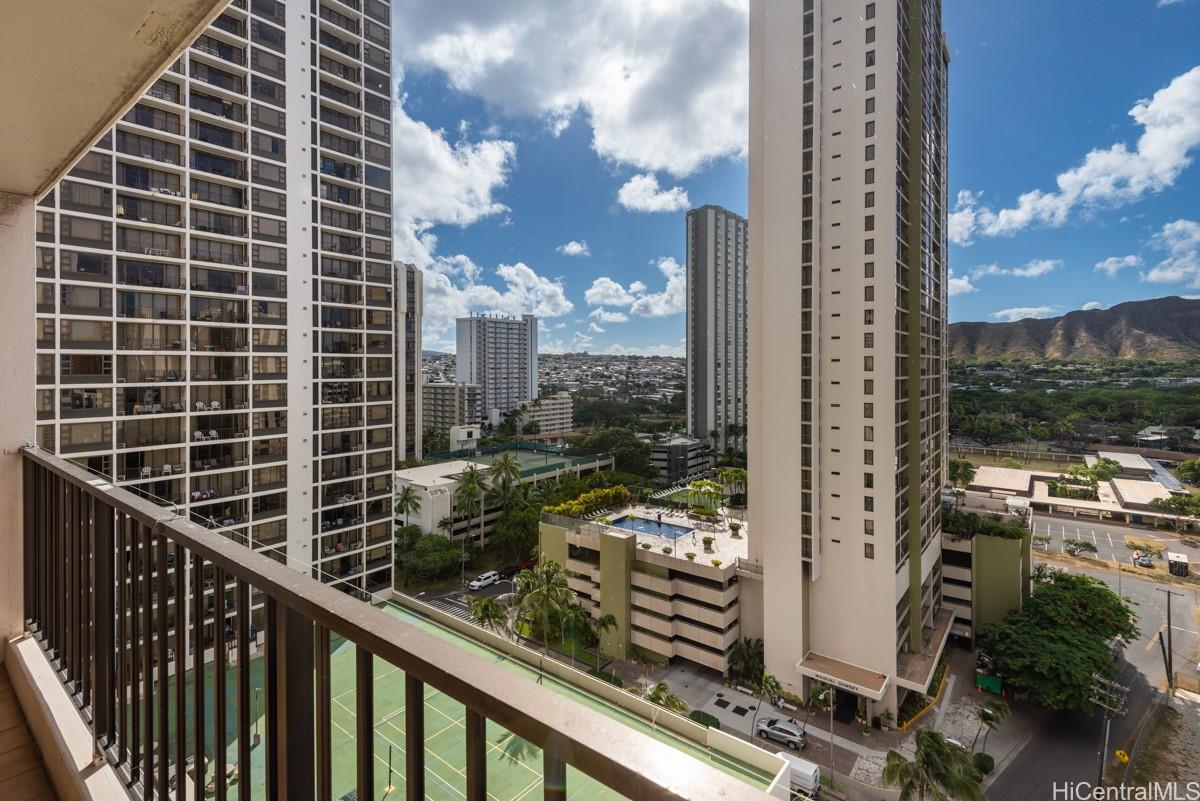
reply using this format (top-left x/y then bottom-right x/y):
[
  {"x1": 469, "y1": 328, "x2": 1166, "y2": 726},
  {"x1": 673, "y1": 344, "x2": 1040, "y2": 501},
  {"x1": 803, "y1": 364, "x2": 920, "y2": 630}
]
[{"x1": 0, "y1": 196, "x2": 35, "y2": 661}]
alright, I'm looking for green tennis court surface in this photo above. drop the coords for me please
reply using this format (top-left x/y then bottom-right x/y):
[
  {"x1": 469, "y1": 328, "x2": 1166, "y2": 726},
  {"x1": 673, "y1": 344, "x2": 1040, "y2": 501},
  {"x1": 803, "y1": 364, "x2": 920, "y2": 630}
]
[{"x1": 189, "y1": 602, "x2": 774, "y2": 800}]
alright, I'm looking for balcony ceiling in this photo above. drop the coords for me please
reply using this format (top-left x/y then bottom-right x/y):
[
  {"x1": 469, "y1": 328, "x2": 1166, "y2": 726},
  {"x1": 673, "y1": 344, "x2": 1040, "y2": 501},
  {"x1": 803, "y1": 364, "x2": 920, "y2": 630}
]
[{"x1": 0, "y1": 0, "x2": 225, "y2": 200}]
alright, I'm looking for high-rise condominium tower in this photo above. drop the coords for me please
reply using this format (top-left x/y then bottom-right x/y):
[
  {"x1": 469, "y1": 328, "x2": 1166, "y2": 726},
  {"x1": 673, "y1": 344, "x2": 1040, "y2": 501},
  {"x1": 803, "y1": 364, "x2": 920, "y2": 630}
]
[
  {"x1": 686, "y1": 204, "x2": 748, "y2": 456},
  {"x1": 395, "y1": 262, "x2": 423, "y2": 462},
  {"x1": 455, "y1": 314, "x2": 539, "y2": 426},
  {"x1": 33, "y1": 0, "x2": 399, "y2": 597},
  {"x1": 747, "y1": 0, "x2": 950, "y2": 717}
]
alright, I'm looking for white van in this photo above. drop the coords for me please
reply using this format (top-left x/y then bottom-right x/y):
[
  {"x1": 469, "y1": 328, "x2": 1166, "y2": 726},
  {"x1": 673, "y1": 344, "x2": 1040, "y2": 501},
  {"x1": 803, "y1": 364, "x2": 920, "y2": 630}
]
[
  {"x1": 468, "y1": 571, "x2": 499, "y2": 591},
  {"x1": 777, "y1": 751, "x2": 821, "y2": 799}
]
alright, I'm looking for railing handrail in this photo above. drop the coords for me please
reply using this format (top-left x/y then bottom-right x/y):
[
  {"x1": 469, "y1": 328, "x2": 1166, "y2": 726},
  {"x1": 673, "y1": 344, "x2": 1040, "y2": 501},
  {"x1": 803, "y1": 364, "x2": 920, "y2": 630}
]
[{"x1": 21, "y1": 446, "x2": 774, "y2": 801}]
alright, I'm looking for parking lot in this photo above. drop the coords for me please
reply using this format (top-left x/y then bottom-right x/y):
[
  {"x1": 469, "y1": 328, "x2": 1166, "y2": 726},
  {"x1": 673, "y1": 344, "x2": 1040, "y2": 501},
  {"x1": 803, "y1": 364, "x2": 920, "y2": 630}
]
[{"x1": 1033, "y1": 514, "x2": 1196, "y2": 569}]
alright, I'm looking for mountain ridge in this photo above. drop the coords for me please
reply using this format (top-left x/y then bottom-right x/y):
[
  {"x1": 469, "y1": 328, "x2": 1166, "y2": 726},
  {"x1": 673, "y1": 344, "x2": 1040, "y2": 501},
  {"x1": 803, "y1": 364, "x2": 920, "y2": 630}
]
[{"x1": 948, "y1": 296, "x2": 1200, "y2": 361}]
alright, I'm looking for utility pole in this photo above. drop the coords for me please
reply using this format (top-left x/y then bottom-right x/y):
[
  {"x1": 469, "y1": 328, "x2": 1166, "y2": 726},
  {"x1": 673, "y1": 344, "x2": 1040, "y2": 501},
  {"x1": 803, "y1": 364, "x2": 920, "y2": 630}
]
[
  {"x1": 1090, "y1": 673, "x2": 1129, "y2": 786},
  {"x1": 1156, "y1": 587, "x2": 1184, "y2": 692}
]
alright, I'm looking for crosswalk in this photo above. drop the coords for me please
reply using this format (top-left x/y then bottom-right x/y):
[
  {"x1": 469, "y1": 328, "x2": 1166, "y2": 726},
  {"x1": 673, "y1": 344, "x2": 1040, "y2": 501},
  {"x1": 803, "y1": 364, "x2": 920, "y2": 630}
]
[{"x1": 424, "y1": 595, "x2": 475, "y2": 624}]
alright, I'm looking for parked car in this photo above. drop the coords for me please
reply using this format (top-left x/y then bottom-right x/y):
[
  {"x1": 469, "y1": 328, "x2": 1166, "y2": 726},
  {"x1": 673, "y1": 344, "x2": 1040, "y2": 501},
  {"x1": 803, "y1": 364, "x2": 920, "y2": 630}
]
[
  {"x1": 755, "y1": 718, "x2": 807, "y2": 750},
  {"x1": 517, "y1": 559, "x2": 537, "y2": 571},
  {"x1": 1136, "y1": 554, "x2": 1154, "y2": 568},
  {"x1": 468, "y1": 571, "x2": 499, "y2": 591},
  {"x1": 498, "y1": 565, "x2": 520, "y2": 579}
]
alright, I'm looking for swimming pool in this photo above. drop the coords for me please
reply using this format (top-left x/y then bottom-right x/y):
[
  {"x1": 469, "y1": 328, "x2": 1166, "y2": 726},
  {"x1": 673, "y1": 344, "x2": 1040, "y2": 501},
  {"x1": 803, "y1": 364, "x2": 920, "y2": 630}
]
[{"x1": 608, "y1": 514, "x2": 693, "y2": 540}]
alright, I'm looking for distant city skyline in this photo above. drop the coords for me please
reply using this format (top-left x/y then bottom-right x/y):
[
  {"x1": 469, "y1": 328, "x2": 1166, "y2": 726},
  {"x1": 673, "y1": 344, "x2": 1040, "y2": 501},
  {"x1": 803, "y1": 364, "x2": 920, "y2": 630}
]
[{"x1": 392, "y1": 1, "x2": 1200, "y2": 354}]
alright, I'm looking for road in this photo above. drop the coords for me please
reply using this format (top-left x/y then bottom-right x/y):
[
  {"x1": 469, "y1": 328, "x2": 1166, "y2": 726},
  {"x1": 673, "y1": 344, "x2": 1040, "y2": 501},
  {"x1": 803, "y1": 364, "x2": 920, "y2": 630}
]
[
  {"x1": 1032, "y1": 514, "x2": 1198, "y2": 569},
  {"x1": 988, "y1": 561, "x2": 1200, "y2": 801}
]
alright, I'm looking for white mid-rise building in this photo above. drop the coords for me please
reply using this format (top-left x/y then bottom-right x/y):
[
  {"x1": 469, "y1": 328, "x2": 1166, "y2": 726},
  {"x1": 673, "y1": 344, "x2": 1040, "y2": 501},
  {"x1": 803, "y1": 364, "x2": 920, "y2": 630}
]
[
  {"x1": 747, "y1": 0, "x2": 951, "y2": 717},
  {"x1": 455, "y1": 314, "x2": 538, "y2": 426},
  {"x1": 686, "y1": 204, "x2": 748, "y2": 455},
  {"x1": 33, "y1": 0, "x2": 401, "y2": 596}
]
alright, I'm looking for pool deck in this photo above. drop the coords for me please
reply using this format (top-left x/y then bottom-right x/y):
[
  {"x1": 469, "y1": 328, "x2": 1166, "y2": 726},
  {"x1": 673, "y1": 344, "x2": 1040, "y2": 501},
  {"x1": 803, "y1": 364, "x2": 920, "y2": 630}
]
[{"x1": 609, "y1": 505, "x2": 749, "y2": 564}]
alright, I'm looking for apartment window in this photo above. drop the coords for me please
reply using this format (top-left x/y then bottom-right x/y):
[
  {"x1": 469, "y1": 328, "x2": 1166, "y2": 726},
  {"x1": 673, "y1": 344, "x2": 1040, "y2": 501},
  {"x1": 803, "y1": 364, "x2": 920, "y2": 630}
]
[
  {"x1": 865, "y1": 168, "x2": 875, "y2": 184},
  {"x1": 864, "y1": 332, "x2": 874, "y2": 348},
  {"x1": 252, "y1": 104, "x2": 286, "y2": 134},
  {"x1": 864, "y1": 285, "x2": 874, "y2": 301},
  {"x1": 864, "y1": 355, "x2": 874, "y2": 371},
  {"x1": 866, "y1": 26, "x2": 875, "y2": 43},
  {"x1": 865, "y1": 543, "x2": 875, "y2": 559},
  {"x1": 864, "y1": 496, "x2": 874, "y2": 512},
  {"x1": 866, "y1": 50, "x2": 875, "y2": 67},
  {"x1": 864, "y1": 472, "x2": 874, "y2": 489},
  {"x1": 60, "y1": 216, "x2": 111, "y2": 248},
  {"x1": 864, "y1": 262, "x2": 875, "y2": 279},
  {"x1": 866, "y1": 3, "x2": 876, "y2": 20},
  {"x1": 864, "y1": 309, "x2": 874, "y2": 324},
  {"x1": 864, "y1": 449, "x2": 874, "y2": 465},
  {"x1": 865, "y1": 97, "x2": 875, "y2": 114},
  {"x1": 864, "y1": 402, "x2": 874, "y2": 418},
  {"x1": 864, "y1": 425, "x2": 874, "y2": 441},
  {"x1": 865, "y1": 144, "x2": 875, "y2": 161},
  {"x1": 864, "y1": 214, "x2": 875, "y2": 231},
  {"x1": 865, "y1": 191, "x2": 875, "y2": 207}
]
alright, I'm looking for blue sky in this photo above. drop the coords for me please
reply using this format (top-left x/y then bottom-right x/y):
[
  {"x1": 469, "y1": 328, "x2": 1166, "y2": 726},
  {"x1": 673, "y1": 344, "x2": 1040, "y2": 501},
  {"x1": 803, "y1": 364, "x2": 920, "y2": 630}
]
[{"x1": 391, "y1": 0, "x2": 1200, "y2": 353}]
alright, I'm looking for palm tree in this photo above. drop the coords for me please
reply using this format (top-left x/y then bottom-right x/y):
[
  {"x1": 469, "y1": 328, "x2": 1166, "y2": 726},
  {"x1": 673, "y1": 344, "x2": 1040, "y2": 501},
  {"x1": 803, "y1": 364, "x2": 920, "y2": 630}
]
[
  {"x1": 642, "y1": 681, "x2": 689, "y2": 714},
  {"x1": 530, "y1": 479, "x2": 558, "y2": 507},
  {"x1": 468, "y1": 596, "x2": 510, "y2": 639},
  {"x1": 436, "y1": 515, "x2": 455, "y2": 539},
  {"x1": 883, "y1": 730, "x2": 985, "y2": 801},
  {"x1": 512, "y1": 560, "x2": 576, "y2": 655},
  {"x1": 455, "y1": 464, "x2": 489, "y2": 550},
  {"x1": 749, "y1": 672, "x2": 782, "y2": 738},
  {"x1": 590, "y1": 612, "x2": 619, "y2": 676},
  {"x1": 970, "y1": 698, "x2": 1010, "y2": 754},
  {"x1": 560, "y1": 605, "x2": 592, "y2": 668},
  {"x1": 394, "y1": 484, "x2": 422, "y2": 524},
  {"x1": 490, "y1": 452, "x2": 522, "y2": 496}
]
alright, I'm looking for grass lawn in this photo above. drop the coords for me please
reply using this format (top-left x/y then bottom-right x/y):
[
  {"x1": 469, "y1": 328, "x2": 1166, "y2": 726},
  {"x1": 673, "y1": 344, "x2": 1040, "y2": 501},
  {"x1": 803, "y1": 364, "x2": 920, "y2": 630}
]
[
  {"x1": 661, "y1": 488, "x2": 726, "y2": 510},
  {"x1": 513, "y1": 621, "x2": 607, "y2": 670}
]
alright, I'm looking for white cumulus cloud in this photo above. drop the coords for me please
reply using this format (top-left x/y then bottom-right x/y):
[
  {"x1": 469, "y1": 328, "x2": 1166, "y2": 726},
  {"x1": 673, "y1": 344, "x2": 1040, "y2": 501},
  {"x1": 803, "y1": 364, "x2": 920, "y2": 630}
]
[
  {"x1": 556, "y1": 240, "x2": 591, "y2": 257},
  {"x1": 393, "y1": 0, "x2": 749, "y2": 178},
  {"x1": 970, "y1": 259, "x2": 1062, "y2": 280},
  {"x1": 584, "y1": 257, "x2": 687, "y2": 317},
  {"x1": 617, "y1": 174, "x2": 690, "y2": 213},
  {"x1": 420, "y1": 259, "x2": 574, "y2": 350},
  {"x1": 1094, "y1": 255, "x2": 1143, "y2": 276},
  {"x1": 1142, "y1": 218, "x2": 1200, "y2": 287},
  {"x1": 587, "y1": 322, "x2": 606, "y2": 334},
  {"x1": 950, "y1": 66, "x2": 1200, "y2": 245},
  {"x1": 603, "y1": 342, "x2": 686, "y2": 357},
  {"x1": 1082, "y1": 301, "x2": 1105, "y2": 311},
  {"x1": 947, "y1": 274, "x2": 977, "y2": 296},
  {"x1": 589, "y1": 307, "x2": 629, "y2": 323},
  {"x1": 990, "y1": 306, "x2": 1059, "y2": 322}
]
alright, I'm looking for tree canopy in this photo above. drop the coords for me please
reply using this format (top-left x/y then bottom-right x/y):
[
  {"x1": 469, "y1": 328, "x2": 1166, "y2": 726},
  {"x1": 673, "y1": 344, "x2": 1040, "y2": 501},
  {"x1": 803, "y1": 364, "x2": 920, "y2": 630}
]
[{"x1": 977, "y1": 572, "x2": 1137, "y2": 712}]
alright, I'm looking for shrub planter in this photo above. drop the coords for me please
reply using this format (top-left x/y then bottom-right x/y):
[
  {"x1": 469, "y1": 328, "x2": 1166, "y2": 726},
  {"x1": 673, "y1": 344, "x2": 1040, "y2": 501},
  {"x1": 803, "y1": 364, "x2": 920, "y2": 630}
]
[{"x1": 702, "y1": 535, "x2": 715, "y2": 552}]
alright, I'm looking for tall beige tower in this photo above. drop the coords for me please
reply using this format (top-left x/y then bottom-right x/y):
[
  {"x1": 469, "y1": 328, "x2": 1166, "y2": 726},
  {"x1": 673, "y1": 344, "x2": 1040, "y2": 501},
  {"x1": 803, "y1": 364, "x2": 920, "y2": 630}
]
[{"x1": 748, "y1": 0, "x2": 951, "y2": 717}]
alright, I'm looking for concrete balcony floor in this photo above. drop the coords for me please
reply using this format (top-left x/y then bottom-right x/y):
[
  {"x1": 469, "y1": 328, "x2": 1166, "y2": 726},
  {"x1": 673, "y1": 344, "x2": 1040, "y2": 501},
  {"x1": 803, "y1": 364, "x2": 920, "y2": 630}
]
[{"x1": 0, "y1": 665, "x2": 58, "y2": 801}]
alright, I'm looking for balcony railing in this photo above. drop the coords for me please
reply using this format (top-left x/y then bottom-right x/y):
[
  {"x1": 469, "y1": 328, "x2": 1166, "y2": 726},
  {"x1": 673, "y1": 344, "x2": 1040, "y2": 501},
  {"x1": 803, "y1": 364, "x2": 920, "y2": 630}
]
[{"x1": 19, "y1": 447, "x2": 771, "y2": 801}]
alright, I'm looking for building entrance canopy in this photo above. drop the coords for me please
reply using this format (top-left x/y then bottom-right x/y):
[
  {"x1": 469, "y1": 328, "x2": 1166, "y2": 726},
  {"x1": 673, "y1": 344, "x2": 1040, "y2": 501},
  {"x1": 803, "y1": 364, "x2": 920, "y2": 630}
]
[{"x1": 795, "y1": 652, "x2": 889, "y2": 701}]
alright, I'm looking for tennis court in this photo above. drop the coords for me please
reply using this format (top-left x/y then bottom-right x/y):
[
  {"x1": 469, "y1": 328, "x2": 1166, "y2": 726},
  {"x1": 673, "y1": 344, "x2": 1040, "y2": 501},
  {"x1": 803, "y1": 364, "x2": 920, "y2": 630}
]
[{"x1": 189, "y1": 602, "x2": 773, "y2": 800}]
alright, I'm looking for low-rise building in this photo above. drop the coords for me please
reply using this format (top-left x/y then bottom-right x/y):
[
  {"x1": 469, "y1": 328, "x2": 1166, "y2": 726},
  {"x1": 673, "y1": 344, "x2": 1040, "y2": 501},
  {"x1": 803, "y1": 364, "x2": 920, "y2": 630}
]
[
  {"x1": 1086, "y1": 451, "x2": 1155, "y2": 479},
  {"x1": 940, "y1": 518, "x2": 1032, "y2": 643},
  {"x1": 449, "y1": 424, "x2": 481, "y2": 454},
  {"x1": 395, "y1": 446, "x2": 614, "y2": 543},
  {"x1": 649, "y1": 436, "x2": 709, "y2": 484},
  {"x1": 540, "y1": 506, "x2": 749, "y2": 673},
  {"x1": 511, "y1": 391, "x2": 574, "y2": 435}
]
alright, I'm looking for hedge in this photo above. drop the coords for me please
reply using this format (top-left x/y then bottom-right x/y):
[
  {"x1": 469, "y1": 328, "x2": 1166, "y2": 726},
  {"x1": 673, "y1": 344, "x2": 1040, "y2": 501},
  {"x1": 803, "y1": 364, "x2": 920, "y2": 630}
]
[
  {"x1": 689, "y1": 710, "x2": 721, "y2": 729},
  {"x1": 544, "y1": 485, "x2": 632, "y2": 519}
]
